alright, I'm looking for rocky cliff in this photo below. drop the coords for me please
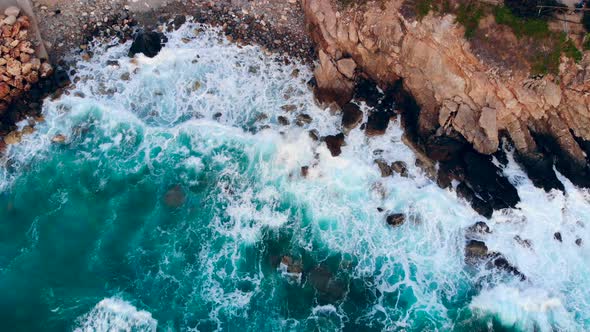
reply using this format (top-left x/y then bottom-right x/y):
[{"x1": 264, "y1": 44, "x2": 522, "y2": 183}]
[{"x1": 303, "y1": 0, "x2": 590, "y2": 200}]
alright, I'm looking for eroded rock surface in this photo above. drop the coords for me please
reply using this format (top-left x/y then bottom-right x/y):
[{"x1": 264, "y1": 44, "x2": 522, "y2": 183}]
[{"x1": 303, "y1": 0, "x2": 590, "y2": 193}]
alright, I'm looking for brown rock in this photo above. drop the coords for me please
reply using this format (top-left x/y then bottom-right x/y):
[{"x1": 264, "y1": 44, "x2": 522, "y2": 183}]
[
  {"x1": 51, "y1": 134, "x2": 67, "y2": 144},
  {"x1": 324, "y1": 133, "x2": 345, "y2": 157},
  {"x1": 341, "y1": 102, "x2": 362, "y2": 131},
  {"x1": 374, "y1": 159, "x2": 392, "y2": 177},
  {"x1": 4, "y1": 131, "x2": 21, "y2": 145},
  {"x1": 40, "y1": 62, "x2": 53, "y2": 78},
  {"x1": 336, "y1": 58, "x2": 356, "y2": 79},
  {"x1": 391, "y1": 161, "x2": 408, "y2": 177},
  {"x1": 164, "y1": 185, "x2": 186, "y2": 208},
  {"x1": 0, "y1": 82, "x2": 9, "y2": 98},
  {"x1": 386, "y1": 213, "x2": 405, "y2": 227}
]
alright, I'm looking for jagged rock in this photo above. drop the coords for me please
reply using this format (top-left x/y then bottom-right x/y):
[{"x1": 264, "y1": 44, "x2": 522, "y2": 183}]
[
  {"x1": 386, "y1": 213, "x2": 405, "y2": 227},
  {"x1": 4, "y1": 131, "x2": 21, "y2": 145},
  {"x1": 302, "y1": 0, "x2": 590, "y2": 193},
  {"x1": 374, "y1": 159, "x2": 392, "y2": 177},
  {"x1": 313, "y1": 50, "x2": 354, "y2": 107},
  {"x1": 129, "y1": 30, "x2": 165, "y2": 58},
  {"x1": 554, "y1": 232, "x2": 562, "y2": 242},
  {"x1": 467, "y1": 221, "x2": 491, "y2": 235},
  {"x1": 40, "y1": 62, "x2": 53, "y2": 78},
  {"x1": 296, "y1": 113, "x2": 312, "y2": 125},
  {"x1": 365, "y1": 111, "x2": 390, "y2": 136},
  {"x1": 277, "y1": 115, "x2": 289, "y2": 125},
  {"x1": 324, "y1": 133, "x2": 345, "y2": 157},
  {"x1": 391, "y1": 161, "x2": 408, "y2": 177},
  {"x1": 51, "y1": 134, "x2": 67, "y2": 143},
  {"x1": 336, "y1": 58, "x2": 356, "y2": 79},
  {"x1": 341, "y1": 102, "x2": 362, "y2": 131}
]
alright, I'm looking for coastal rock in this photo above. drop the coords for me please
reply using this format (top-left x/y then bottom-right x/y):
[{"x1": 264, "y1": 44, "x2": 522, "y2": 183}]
[
  {"x1": 324, "y1": 133, "x2": 345, "y2": 157},
  {"x1": 391, "y1": 161, "x2": 408, "y2": 177},
  {"x1": 4, "y1": 6, "x2": 20, "y2": 18},
  {"x1": 51, "y1": 134, "x2": 67, "y2": 143},
  {"x1": 341, "y1": 102, "x2": 362, "y2": 131},
  {"x1": 129, "y1": 30, "x2": 165, "y2": 58},
  {"x1": 386, "y1": 213, "x2": 405, "y2": 227},
  {"x1": 365, "y1": 111, "x2": 390, "y2": 136},
  {"x1": 302, "y1": 0, "x2": 590, "y2": 195},
  {"x1": 375, "y1": 159, "x2": 392, "y2": 177}
]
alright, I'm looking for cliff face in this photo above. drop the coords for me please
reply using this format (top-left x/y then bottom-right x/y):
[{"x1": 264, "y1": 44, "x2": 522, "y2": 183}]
[{"x1": 303, "y1": 0, "x2": 590, "y2": 190}]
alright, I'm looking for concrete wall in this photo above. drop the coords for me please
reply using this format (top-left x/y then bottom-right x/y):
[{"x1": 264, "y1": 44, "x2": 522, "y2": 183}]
[{"x1": 0, "y1": 0, "x2": 48, "y2": 59}]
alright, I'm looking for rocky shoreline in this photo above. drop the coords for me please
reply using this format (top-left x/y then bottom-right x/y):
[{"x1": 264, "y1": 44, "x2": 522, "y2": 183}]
[{"x1": 2, "y1": 0, "x2": 590, "y2": 220}]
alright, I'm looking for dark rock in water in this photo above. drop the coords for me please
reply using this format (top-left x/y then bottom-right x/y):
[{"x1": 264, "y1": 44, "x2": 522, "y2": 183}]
[
  {"x1": 465, "y1": 240, "x2": 526, "y2": 280},
  {"x1": 576, "y1": 238, "x2": 583, "y2": 246},
  {"x1": 457, "y1": 182, "x2": 493, "y2": 218},
  {"x1": 341, "y1": 103, "x2": 363, "y2": 131},
  {"x1": 365, "y1": 111, "x2": 390, "y2": 136},
  {"x1": 129, "y1": 30, "x2": 166, "y2": 58},
  {"x1": 296, "y1": 113, "x2": 312, "y2": 126},
  {"x1": 164, "y1": 185, "x2": 186, "y2": 208},
  {"x1": 467, "y1": 221, "x2": 491, "y2": 235},
  {"x1": 514, "y1": 235, "x2": 532, "y2": 249},
  {"x1": 391, "y1": 161, "x2": 408, "y2": 177},
  {"x1": 488, "y1": 255, "x2": 526, "y2": 281},
  {"x1": 301, "y1": 166, "x2": 309, "y2": 177},
  {"x1": 554, "y1": 232, "x2": 562, "y2": 242},
  {"x1": 277, "y1": 116, "x2": 290, "y2": 126},
  {"x1": 377, "y1": 207, "x2": 384, "y2": 212},
  {"x1": 281, "y1": 256, "x2": 302, "y2": 274},
  {"x1": 281, "y1": 104, "x2": 297, "y2": 112},
  {"x1": 308, "y1": 266, "x2": 345, "y2": 301},
  {"x1": 374, "y1": 159, "x2": 392, "y2": 177},
  {"x1": 386, "y1": 213, "x2": 405, "y2": 227},
  {"x1": 309, "y1": 129, "x2": 319, "y2": 141},
  {"x1": 465, "y1": 240, "x2": 489, "y2": 259},
  {"x1": 173, "y1": 15, "x2": 186, "y2": 30},
  {"x1": 324, "y1": 133, "x2": 345, "y2": 157},
  {"x1": 462, "y1": 152, "x2": 520, "y2": 211},
  {"x1": 425, "y1": 136, "x2": 466, "y2": 162},
  {"x1": 106, "y1": 60, "x2": 120, "y2": 67},
  {"x1": 516, "y1": 152, "x2": 564, "y2": 192}
]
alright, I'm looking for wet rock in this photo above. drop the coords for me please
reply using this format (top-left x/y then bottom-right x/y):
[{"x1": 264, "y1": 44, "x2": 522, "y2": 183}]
[
  {"x1": 467, "y1": 221, "x2": 491, "y2": 235},
  {"x1": 391, "y1": 161, "x2": 408, "y2": 177},
  {"x1": 465, "y1": 240, "x2": 489, "y2": 259},
  {"x1": 51, "y1": 134, "x2": 67, "y2": 144},
  {"x1": 309, "y1": 129, "x2": 319, "y2": 141},
  {"x1": 576, "y1": 238, "x2": 583, "y2": 246},
  {"x1": 324, "y1": 133, "x2": 345, "y2": 157},
  {"x1": 386, "y1": 213, "x2": 405, "y2": 227},
  {"x1": 173, "y1": 15, "x2": 186, "y2": 29},
  {"x1": 554, "y1": 232, "x2": 562, "y2": 242},
  {"x1": 308, "y1": 266, "x2": 345, "y2": 301},
  {"x1": 164, "y1": 185, "x2": 186, "y2": 208},
  {"x1": 341, "y1": 103, "x2": 362, "y2": 131},
  {"x1": 280, "y1": 256, "x2": 302, "y2": 274},
  {"x1": 296, "y1": 113, "x2": 312, "y2": 126},
  {"x1": 374, "y1": 159, "x2": 392, "y2": 177},
  {"x1": 4, "y1": 131, "x2": 21, "y2": 145},
  {"x1": 129, "y1": 30, "x2": 165, "y2": 58},
  {"x1": 457, "y1": 182, "x2": 493, "y2": 218},
  {"x1": 488, "y1": 255, "x2": 526, "y2": 281},
  {"x1": 277, "y1": 116, "x2": 290, "y2": 126},
  {"x1": 281, "y1": 104, "x2": 297, "y2": 112},
  {"x1": 514, "y1": 235, "x2": 532, "y2": 249},
  {"x1": 106, "y1": 60, "x2": 120, "y2": 67},
  {"x1": 301, "y1": 166, "x2": 309, "y2": 177},
  {"x1": 365, "y1": 111, "x2": 390, "y2": 136}
]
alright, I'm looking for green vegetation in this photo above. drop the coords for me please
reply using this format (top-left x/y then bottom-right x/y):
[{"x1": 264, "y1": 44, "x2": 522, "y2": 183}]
[
  {"x1": 530, "y1": 34, "x2": 583, "y2": 74},
  {"x1": 455, "y1": 2, "x2": 484, "y2": 38},
  {"x1": 493, "y1": 6, "x2": 550, "y2": 39},
  {"x1": 415, "y1": 0, "x2": 434, "y2": 20}
]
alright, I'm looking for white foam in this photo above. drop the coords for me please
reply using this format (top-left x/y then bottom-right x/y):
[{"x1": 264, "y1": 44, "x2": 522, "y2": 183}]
[{"x1": 74, "y1": 298, "x2": 157, "y2": 332}]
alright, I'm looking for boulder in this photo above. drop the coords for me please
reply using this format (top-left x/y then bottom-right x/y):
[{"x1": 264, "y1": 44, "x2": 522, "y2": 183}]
[
  {"x1": 466, "y1": 221, "x2": 491, "y2": 235},
  {"x1": 164, "y1": 185, "x2": 186, "y2": 208},
  {"x1": 341, "y1": 103, "x2": 362, "y2": 131},
  {"x1": 374, "y1": 159, "x2": 392, "y2": 177},
  {"x1": 51, "y1": 134, "x2": 67, "y2": 143},
  {"x1": 391, "y1": 161, "x2": 408, "y2": 177},
  {"x1": 324, "y1": 133, "x2": 345, "y2": 157},
  {"x1": 386, "y1": 213, "x2": 405, "y2": 227},
  {"x1": 365, "y1": 111, "x2": 390, "y2": 136},
  {"x1": 129, "y1": 30, "x2": 165, "y2": 58}
]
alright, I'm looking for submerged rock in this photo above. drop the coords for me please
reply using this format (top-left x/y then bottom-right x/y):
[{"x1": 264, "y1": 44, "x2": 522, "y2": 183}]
[
  {"x1": 51, "y1": 134, "x2": 67, "y2": 144},
  {"x1": 308, "y1": 266, "x2": 345, "y2": 301},
  {"x1": 164, "y1": 185, "x2": 186, "y2": 208},
  {"x1": 386, "y1": 213, "x2": 405, "y2": 227},
  {"x1": 324, "y1": 133, "x2": 345, "y2": 157},
  {"x1": 465, "y1": 240, "x2": 526, "y2": 280},
  {"x1": 129, "y1": 30, "x2": 166, "y2": 58}
]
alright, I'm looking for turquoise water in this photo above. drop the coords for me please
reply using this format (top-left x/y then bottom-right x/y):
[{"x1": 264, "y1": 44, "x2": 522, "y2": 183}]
[{"x1": 0, "y1": 24, "x2": 589, "y2": 331}]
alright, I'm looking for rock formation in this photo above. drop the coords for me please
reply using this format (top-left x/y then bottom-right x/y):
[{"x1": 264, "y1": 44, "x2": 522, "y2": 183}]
[
  {"x1": 302, "y1": 0, "x2": 590, "y2": 212},
  {"x1": 0, "y1": 7, "x2": 52, "y2": 115}
]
